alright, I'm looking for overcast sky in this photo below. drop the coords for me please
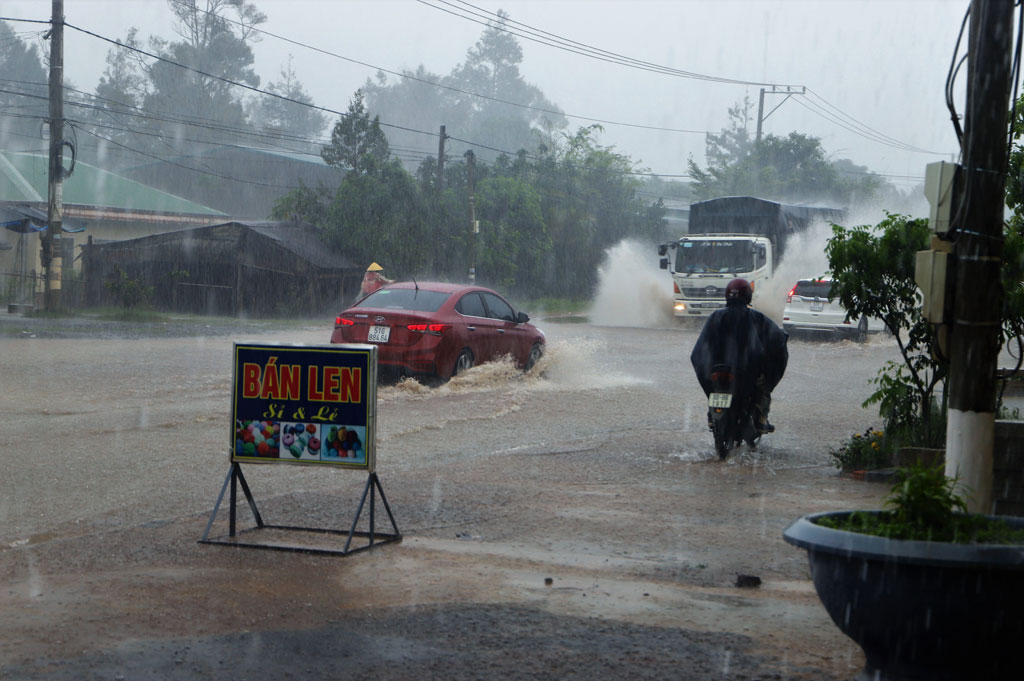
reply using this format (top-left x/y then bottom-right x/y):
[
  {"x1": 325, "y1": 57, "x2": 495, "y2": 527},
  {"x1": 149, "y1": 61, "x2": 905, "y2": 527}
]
[{"x1": 5, "y1": 0, "x2": 975, "y2": 188}]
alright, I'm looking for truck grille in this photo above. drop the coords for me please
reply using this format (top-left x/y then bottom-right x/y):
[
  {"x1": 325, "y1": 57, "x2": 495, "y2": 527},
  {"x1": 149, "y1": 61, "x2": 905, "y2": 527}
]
[{"x1": 681, "y1": 286, "x2": 724, "y2": 299}]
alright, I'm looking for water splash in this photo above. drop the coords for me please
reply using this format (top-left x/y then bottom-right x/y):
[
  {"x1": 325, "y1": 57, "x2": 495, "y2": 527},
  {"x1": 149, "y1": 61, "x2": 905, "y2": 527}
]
[
  {"x1": 752, "y1": 220, "x2": 833, "y2": 324},
  {"x1": 589, "y1": 239, "x2": 675, "y2": 328}
]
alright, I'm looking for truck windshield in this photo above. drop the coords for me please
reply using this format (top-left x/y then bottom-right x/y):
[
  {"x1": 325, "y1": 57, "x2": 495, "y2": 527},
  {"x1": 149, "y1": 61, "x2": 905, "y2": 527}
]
[{"x1": 675, "y1": 240, "x2": 755, "y2": 274}]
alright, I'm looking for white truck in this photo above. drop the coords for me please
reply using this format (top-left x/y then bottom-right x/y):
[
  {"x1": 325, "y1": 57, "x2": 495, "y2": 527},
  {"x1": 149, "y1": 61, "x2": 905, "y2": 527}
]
[{"x1": 658, "y1": 196, "x2": 846, "y2": 317}]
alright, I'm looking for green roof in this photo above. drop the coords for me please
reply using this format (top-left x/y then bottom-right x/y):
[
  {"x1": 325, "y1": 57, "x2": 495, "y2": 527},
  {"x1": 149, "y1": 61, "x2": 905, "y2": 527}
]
[{"x1": 0, "y1": 151, "x2": 224, "y2": 216}]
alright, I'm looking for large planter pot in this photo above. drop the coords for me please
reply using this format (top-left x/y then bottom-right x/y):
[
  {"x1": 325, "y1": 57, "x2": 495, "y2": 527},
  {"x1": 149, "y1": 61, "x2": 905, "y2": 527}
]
[{"x1": 783, "y1": 511, "x2": 1024, "y2": 681}]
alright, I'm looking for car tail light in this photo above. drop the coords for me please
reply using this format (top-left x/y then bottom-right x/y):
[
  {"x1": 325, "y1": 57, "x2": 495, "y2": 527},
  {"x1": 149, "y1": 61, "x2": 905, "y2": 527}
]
[
  {"x1": 407, "y1": 323, "x2": 449, "y2": 335},
  {"x1": 335, "y1": 316, "x2": 355, "y2": 327},
  {"x1": 786, "y1": 284, "x2": 797, "y2": 303},
  {"x1": 711, "y1": 370, "x2": 733, "y2": 383},
  {"x1": 673, "y1": 281, "x2": 681, "y2": 294}
]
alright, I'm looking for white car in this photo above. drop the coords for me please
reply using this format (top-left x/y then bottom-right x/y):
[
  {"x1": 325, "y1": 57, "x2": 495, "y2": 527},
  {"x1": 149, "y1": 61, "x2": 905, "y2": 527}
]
[{"x1": 782, "y1": 278, "x2": 883, "y2": 340}]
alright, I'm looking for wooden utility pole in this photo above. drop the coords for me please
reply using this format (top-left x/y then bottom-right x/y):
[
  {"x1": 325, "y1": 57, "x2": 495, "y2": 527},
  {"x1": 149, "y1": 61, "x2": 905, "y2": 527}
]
[
  {"x1": 945, "y1": 0, "x2": 1014, "y2": 512},
  {"x1": 43, "y1": 0, "x2": 65, "y2": 311},
  {"x1": 465, "y1": 150, "x2": 477, "y2": 284},
  {"x1": 436, "y1": 125, "x2": 447, "y2": 190}
]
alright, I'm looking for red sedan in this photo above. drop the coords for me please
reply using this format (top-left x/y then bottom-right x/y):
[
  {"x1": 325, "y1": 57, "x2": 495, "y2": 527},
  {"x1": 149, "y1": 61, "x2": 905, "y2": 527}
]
[{"x1": 330, "y1": 282, "x2": 545, "y2": 381}]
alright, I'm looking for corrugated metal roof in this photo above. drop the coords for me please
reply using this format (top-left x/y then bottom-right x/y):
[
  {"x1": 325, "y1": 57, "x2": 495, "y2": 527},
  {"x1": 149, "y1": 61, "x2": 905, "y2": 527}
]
[
  {"x1": 0, "y1": 151, "x2": 225, "y2": 216},
  {"x1": 230, "y1": 221, "x2": 355, "y2": 270},
  {"x1": 90, "y1": 220, "x2": 357, "y2": 272}
]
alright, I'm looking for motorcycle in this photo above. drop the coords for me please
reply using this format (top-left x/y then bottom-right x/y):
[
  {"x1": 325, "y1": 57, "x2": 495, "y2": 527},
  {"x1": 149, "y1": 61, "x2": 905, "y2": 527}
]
[{"x1": 707, "y1": 363, "x2": 760, "y2": 460}]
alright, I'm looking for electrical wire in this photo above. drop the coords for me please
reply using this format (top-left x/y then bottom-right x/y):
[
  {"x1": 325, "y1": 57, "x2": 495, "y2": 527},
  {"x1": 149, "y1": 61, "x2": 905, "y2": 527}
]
[
  {"x1": 945, "y1": 5, "x2": 971, "y2": 148},
  {"x1": 417, "y1": 0, "x2": 787, "y2": 87}
]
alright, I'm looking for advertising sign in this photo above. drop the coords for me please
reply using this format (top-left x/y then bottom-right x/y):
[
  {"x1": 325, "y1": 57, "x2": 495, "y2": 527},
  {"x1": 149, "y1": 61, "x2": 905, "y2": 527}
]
[{"x1": 231, "y1": 343, "x2": 377, "y2": 471}]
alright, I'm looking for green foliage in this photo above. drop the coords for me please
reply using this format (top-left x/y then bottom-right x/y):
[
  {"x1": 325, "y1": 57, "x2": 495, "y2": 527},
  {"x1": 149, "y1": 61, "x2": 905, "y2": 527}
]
[
  {"x1": 274, "y1": 116, "x2": 659, "y2": 299},
  {"x1": 362, "y1": 10, "x2": 568, "y2": 164},
  {"x1": 828, "y1": 427, "x2": 889, "y2": 471},
  {"x1": 1001, "y1": 94, "x2": 1024, "y2": 367},
  {"x1": 249, "y1": 57, "x2": 328, "y2": 138},
  {"x1": 321, "y1": 90, "x2": 391, "y2": 174},
  {"x1": 886, "y1": 463, "x2": 967, "y2": 536},
  {"x1": 827, "y1": 213, "x2": 945, "y2": 445},
  {"x1": 816, "y1": 463, "x2": 1024, "y2": 543},
  {"x1": 0, "y1": 20, "x2": 47, "y2": 148},
  {"x1": 143, "y1": 0, "x2": 264, "y2": 136},
  {"x1": 105, "y1": 265, "x2": 154, "y2": 310},
  {"x1": 687, "y1": 98, "x2": 887, "y2": 204}
]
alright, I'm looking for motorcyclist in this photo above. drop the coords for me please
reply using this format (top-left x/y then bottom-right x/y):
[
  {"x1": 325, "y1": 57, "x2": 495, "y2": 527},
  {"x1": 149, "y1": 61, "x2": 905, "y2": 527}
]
[{"x1": 690, "y1": 278, "x2": 788, "y2": 433}]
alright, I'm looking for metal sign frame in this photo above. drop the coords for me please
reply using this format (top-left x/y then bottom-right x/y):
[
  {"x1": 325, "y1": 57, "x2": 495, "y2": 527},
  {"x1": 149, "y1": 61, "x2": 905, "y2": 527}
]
[{"x1": 200, "y1": 342, "x2": 400, "y2": 555}]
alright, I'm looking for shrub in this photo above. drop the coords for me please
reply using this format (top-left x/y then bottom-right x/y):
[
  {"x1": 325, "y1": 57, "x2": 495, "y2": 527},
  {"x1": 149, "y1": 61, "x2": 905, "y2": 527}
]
[
  {"x1": 105, "y1": 265, "x2": 153, "y2": 310},
  {"x1": 816, "y1": 463, "x2": 1024, "y2": 544},
  {"x1": 828, "y1": 427, "x2": 890, "y2": 471}
]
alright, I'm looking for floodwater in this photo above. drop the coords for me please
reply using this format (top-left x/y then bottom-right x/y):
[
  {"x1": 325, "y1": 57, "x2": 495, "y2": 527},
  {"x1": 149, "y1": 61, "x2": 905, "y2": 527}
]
[{"x1": 0, "y1": 303, "x2": 904, "y2": 679}]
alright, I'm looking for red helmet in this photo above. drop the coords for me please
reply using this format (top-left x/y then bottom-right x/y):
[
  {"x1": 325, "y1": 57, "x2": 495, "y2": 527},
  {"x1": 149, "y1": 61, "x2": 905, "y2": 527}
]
[{"x1": 725, "y1": 278, "x2": 752, "y2": 305}]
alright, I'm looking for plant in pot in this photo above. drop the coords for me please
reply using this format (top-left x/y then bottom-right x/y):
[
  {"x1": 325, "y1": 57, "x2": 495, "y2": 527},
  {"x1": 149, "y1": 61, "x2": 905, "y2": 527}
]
[{"x1": 784, "y1": 464, "x2": 1024, "y2": 681}]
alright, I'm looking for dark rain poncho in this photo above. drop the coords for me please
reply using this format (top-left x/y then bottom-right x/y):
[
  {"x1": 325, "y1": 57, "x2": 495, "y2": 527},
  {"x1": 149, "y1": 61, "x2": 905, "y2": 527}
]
[{"x1": 690, "y1": 303, "x2": 789, "y2": 397}]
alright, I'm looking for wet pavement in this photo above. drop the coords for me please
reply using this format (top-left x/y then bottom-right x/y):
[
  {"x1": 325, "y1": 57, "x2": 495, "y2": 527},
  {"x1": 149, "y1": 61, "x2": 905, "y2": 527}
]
[{"x1": 0, "y1": 312, "x2": 901, "y2": 680}]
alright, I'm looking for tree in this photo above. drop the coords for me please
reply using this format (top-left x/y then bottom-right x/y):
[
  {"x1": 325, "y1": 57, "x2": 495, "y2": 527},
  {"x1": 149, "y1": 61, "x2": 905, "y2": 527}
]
[
  {"x1": 321, "y1": 91, "x2": 391, "y2": 174},
  {"x1": 475, "y1": 176, "x2": 548, "y2": 291},
  {"x1": 248, "y1": 56, "x2": 327, "y2": 139},
  {"x1": 141, "y1": 0, "x2": 265, "y2": 147},
  {"x1": 999, "y1": 94, "x2": 1024, "y2": 385},
  {"x1": 689, "y1": 99, "x2": 887, "y2": 205},
  {"x1": 0, "y1": 20, "x2": 48, "y2": 151},
  {"x1": 827, "y1": 213, "x2": 945, "y2": 448},
  {"x1": 86, "y1": 28, "x2": 149, "y2": 158},
  {"x1": 443, "y1": 10, "x2": 565, "y2": 159},
  {"x1": 361, "y1": 9, "x2": 566, "y2": 166}
]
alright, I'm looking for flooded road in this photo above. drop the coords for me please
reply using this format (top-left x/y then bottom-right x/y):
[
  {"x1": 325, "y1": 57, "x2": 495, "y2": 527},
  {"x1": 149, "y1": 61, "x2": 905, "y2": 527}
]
[{"x1": 0, "y1": 314, "x2": 900, "y2": 680}]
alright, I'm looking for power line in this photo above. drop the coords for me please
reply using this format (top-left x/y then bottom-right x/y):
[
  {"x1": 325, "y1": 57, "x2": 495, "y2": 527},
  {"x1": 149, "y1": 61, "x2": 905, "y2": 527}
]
[
  {"x1": 63, "y1": 21, "x2": 442, "y2": 142},
  {"x1": 162, "y1": 0, "x2": 712, "y2": 138},
  {"x1": 417, "y1": 0, "x2": 788, "y2": 87}
]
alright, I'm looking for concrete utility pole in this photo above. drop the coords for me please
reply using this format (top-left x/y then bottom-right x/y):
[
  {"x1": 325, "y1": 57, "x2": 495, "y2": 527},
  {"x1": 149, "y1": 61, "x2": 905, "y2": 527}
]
[
  {"x1": 754, "y1": 86, "x2": 805, "y2": 145},
  {"x1": 43, "y1": 0, "x2": 65, "y2": 311},
  {"x1": 436, "y1": 125, "x2": 447, "y2": 190},
  {"x1": 945, "y1": 0, "x2": 1014, "y2": 512},
  {"x1": 465, "y1": 150, "x2": 478, "y2": 284}
]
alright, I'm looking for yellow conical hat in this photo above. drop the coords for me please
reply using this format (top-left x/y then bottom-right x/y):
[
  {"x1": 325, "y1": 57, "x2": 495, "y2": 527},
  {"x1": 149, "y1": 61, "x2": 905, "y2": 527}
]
[{"x1": 366, "y1": 262, "x2": 384, "y2": 272}]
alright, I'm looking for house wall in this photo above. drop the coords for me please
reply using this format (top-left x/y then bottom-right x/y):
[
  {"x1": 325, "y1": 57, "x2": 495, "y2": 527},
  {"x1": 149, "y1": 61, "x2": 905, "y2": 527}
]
[{"x1": 0, "y1": 213, "x2": 220, "y2": 306}]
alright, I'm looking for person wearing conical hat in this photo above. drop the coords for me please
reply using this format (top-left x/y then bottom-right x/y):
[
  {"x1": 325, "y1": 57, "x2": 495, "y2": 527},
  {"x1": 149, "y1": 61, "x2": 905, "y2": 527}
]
[{"x1": 360, "y1": 262, "x2": 394, "y2": 296}]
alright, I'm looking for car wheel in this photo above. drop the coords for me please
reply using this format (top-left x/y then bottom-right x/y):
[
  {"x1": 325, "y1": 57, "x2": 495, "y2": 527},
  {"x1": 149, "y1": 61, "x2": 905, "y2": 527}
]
[
  {"x1": 525, "y1": 343, "x2": 544, "y2": 371},
  {"x1": 452, "y1": 349, "x2": 474, "y2": 377}
]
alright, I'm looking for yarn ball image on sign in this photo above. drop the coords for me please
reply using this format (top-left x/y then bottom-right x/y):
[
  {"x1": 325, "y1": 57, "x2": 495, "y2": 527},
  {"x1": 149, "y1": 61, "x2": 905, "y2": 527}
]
[
  {"x1": 279, "y1": 422, "x2": 321, "y2": 461},
  {"x1": 235, "y1": 420, "x2": 281, "y2": 459},
  {"x1": 321, "y1": 425, "x2": 367, "y2": 464}
]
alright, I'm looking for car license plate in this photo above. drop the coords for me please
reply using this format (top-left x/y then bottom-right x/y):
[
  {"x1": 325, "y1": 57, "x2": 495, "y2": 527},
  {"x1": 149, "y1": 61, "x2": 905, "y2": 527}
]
[
  {"x1": 709, "y1": 393, "x2": 732, "y2": 408},
  {"x1": 367, "y1": 325, "x2": 390, "y2": 343},
  {"x1": 810, "y1": 301, "x2": 824, "y2": 312}
]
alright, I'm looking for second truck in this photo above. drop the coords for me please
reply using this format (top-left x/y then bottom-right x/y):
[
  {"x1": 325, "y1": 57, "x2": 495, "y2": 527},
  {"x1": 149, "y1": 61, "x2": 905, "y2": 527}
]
[{"x1": 658, "y1": 196, "x2": 846, "y2": 318}]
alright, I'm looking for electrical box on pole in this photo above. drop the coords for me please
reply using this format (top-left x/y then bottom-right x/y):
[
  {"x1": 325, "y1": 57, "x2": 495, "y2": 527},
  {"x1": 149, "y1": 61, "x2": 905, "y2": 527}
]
[{"x1": 923, "y1": 161, "x2": 962, "y2": 237}]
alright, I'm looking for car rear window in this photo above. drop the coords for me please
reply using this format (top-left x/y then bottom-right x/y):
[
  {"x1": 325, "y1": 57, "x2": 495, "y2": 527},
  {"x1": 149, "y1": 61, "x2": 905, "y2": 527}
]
[
  {"x1": 355, "y1": 288, "x2": 451, "y2": 312},
  {"x1": 794, "y1": 280, "x2": 832, "y2": 298}
]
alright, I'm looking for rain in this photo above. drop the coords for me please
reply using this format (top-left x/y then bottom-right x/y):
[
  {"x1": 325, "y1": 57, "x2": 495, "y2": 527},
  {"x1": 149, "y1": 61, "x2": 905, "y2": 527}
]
[{"x1": 1, "y1": 1, "x2": 1023, "y2": 680}]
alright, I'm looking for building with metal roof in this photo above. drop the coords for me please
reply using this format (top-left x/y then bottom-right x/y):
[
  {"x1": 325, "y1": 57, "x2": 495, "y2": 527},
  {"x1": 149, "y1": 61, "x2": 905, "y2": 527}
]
[
  {"x1": 81, "y1": 221, "x2": 362, "y2": 317},
  {"x1": 121, "y1": 145, "x2": 343, "y2": 219},
  {"x1": 0, "y1": 150, "x2": 225, "y2": 308}
]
